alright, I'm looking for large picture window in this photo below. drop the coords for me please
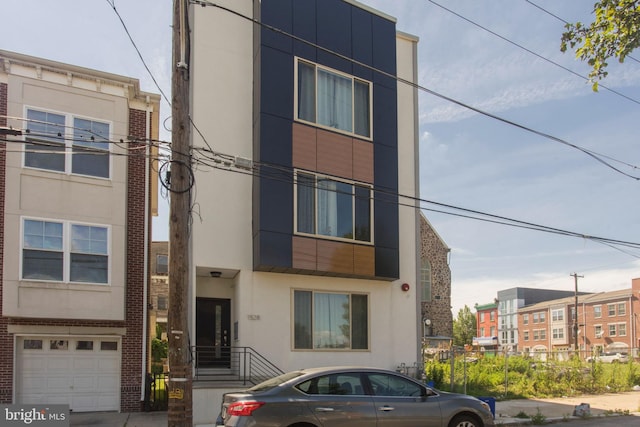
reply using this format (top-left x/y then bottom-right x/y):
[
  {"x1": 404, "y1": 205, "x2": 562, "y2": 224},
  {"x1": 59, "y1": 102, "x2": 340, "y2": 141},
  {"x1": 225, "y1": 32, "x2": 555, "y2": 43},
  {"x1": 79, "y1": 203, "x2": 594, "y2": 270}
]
[
  {"x1": 295, "y1": 171, "x2": 372, "y2": 243},
  {"x1": 294, "y1": 290, "x2": 368, "y2": 350},
  {"x1": 296, "y1": 58, "x2": 371, "y2": 139},
  {"x1": 24, "y1": 108, "x2": 111, "y2": 178},
  {"x1": 22, "y1": 218, "x2": 109, "y2": 284}
]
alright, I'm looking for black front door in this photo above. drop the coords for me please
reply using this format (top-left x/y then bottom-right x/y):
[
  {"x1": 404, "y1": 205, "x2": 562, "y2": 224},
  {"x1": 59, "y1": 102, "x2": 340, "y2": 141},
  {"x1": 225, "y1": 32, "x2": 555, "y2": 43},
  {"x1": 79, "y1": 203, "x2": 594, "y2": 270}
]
[{"x1": 195, "y1": 297, "x2": 231, "y2": 368}]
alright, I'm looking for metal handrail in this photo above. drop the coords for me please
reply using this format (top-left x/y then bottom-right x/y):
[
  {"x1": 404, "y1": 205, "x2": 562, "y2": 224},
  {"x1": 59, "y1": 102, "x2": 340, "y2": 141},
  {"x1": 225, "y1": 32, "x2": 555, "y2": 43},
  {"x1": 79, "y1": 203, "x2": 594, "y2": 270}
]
[{"x1": 191, "y1": 345, "x2": 284, "y2": 385}]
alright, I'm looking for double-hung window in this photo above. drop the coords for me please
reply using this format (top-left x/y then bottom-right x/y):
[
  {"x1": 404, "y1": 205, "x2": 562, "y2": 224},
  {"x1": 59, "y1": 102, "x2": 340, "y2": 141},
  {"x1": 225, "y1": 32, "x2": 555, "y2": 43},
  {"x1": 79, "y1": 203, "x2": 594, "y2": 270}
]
[
  {"x1": 22, "y1": 218, "x2": 109, "y2": 284},
  {"x1": 293, "y1": 290, "x2": 368, "y2": 350},
  {"x1": 296, "y1": 58, "x2": 372, "y2": 139},
  {"x1": 295, "y1": 171, "x2": 372, "y2": 243},
  {"x1": 25, "y1": 108, "x2": 110, "y2": 178}
]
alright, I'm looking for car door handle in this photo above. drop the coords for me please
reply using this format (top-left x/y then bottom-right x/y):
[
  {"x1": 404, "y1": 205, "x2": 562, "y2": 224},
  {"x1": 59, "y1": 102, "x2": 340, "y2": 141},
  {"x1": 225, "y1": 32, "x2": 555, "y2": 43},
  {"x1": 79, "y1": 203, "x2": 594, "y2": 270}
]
[
  {"x1": 378, "y1": 406, "x2": 395, "y2": 411},
  {"x1": 315, "y1": 407, "x2": 335, "y2": 412}
]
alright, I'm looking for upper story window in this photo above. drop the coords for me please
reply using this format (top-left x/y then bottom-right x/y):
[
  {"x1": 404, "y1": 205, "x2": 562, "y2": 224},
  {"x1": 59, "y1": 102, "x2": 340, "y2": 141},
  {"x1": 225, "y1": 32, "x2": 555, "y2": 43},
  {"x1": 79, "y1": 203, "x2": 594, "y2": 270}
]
[
  {"x1": 157, "y1": 295, "x2": 168, "y2": 310},
  {"x1": 296, "y1": 58, "x2": 372, "y2": 139},
  {"x1": 608, "y1": 304, "x2": 616, "y2": 316},
  {"x1": 293, "y1": 290, "x2": 368, "y2": 350},
  {"x1": 594, "y1": 305, "x2": 602, "y2": 318},
  {"x1": 22, "y1": 218, "x2": 109, "y2": 284},
  {"x1": 551, "y1": 308, "x2": 564, "y2": 322},
  {"x1": 24, "y1": 108, "x2": 111, "y2": 179},
  {"x1": 490, "y1": 311, "x2": 495, "y2": 322},
  {"x1": 523, "y1": 313, "x2": 529, "y2": 325},
  {"x1": 420, "y1": 259, "x2": 431, "y2": 302},
  {"x1": 617, "y1": 302, "x2": 626, "y2": 316},
  {"x1": 295, "y1": 171, "x2": 372, "y2": 244},
  {"x1": 156, "y1": 254, "x2": 169, "y2": 274}
]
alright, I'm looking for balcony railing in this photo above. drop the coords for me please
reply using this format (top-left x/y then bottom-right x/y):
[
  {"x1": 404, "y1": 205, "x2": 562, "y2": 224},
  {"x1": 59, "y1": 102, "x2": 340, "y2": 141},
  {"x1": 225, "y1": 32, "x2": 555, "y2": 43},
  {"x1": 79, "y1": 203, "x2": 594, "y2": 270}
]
[{"x1": 191, "y1": 345, "x2": 284, "y2": 386}]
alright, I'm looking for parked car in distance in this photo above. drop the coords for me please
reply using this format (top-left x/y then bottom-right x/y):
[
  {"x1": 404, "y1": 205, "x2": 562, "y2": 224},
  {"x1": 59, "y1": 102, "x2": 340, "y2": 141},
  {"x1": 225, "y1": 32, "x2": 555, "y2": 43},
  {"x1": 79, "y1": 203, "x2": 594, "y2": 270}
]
[
  {"x1": 216, "y1": 366, "x2": 495, "y2": 427},
  {"x1": 586, "y1": 352, "x2": 629, "y2": 363}
]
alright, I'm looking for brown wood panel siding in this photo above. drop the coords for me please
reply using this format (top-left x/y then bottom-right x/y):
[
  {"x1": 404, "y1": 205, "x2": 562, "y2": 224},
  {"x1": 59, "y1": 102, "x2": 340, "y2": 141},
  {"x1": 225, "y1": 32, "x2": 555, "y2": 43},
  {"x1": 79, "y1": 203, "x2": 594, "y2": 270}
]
[
  {"x1": 292, "y1": 236, "x2": 317, "y2": 270},
  {"x1": 317, "y1": 129, "x2": 352, "y2": 179},
  {"x1": 292, "y1": 123, "x2": 317, "y2": 171},
  {"x1": 352, "y1": 139, "x2": 374, "y2": 183},
  {"x1": 353, "y1": 245, "x2": 375, "y2": 277},
  {"x1": 317, "y1": 240, "x2": 354, "y2": 275}
]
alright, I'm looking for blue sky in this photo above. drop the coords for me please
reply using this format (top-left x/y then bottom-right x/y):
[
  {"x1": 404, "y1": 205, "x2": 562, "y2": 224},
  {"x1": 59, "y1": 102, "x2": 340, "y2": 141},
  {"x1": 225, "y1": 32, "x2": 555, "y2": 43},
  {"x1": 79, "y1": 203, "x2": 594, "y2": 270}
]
[{"x1": 2, "y1": 0, "x2": 639, "y2": 314}]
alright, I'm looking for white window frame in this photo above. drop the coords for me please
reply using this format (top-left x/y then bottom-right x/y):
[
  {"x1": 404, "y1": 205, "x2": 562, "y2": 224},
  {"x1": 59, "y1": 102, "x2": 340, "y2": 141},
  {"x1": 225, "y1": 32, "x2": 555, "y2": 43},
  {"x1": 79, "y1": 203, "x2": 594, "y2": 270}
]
[
  {"x1": 23, "y1": 106, "x2": 112, "y2": 179},
  {"x1": 593, "y1": 305, "x2": 602, "y2": 318},
  {"x1": 608, "y1": 304, "x2": 616, "y2": 316},
  {"x1": 294, "y1": 170, "x2": 374, "y2": 244},
  {"x1": 617, "y1": 302, "x2": 626, "y2": 316},
  {"x1": 552, "y1": 328, "x2": 564, "y2": 339},
  {"x1": 551, "y1": 308, "x2": 564, "y2": 322},
  {"x1": 594, "y1": 324, "x2": 603, "y2": 337},
  {"x1": 618, "y1": 322, "x2": 627, "y2": 336},
  {"x1": 294, "y1": 57, "x2": 373, "y2": 140},
  {"x1": 608, "y1": 324, "x2": 617, "y2": 336},
  {"x1": 20, "y1": 217, "x2": 111, "y2": 285}
]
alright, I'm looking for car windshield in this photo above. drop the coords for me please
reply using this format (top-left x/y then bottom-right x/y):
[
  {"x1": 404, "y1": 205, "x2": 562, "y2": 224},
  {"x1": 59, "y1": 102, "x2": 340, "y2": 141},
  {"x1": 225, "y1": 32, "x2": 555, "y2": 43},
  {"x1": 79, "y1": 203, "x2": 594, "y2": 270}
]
[{"x1": 247, "y1": 371, "x2": 305, "y2": 392}]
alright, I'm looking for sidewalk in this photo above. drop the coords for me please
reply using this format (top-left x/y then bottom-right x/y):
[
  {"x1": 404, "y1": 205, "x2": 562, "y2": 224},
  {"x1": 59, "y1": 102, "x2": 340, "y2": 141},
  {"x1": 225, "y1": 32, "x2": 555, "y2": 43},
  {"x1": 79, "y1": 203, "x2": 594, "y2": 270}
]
[
  {"x1": 495, "y1": 391, "x2": 640, "y2": 424},
  {"x1": 69, "y1": 392, "x2": 640, "y2": 426}
]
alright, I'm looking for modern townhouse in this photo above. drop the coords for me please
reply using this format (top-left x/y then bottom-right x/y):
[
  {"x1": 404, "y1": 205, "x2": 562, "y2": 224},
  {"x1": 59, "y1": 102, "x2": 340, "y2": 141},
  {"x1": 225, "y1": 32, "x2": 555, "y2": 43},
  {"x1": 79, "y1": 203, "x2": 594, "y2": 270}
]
[
  {"x1": 187, "y1": 0, "x2": 423, "y2": 420},
  {"x1": 0, "y1": 50, "x2": 160, "y2": 412}
]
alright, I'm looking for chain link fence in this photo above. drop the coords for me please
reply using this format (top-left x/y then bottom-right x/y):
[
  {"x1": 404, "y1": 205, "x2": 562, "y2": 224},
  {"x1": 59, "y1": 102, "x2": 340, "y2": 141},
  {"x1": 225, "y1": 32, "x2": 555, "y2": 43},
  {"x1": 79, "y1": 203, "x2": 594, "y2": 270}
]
[{"x1": 421, "y1": 347, "x2": 640, "y2": 399}]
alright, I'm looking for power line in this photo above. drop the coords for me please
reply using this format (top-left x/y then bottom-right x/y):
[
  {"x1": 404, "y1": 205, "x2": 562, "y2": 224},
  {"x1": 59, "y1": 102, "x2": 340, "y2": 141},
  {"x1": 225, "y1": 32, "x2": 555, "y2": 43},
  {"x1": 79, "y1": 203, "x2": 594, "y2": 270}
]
[
  {"x1": 427, "y1": 0, "x2": 640, "y2": 105},
  {"x1": 188, "y1": 145, "x2": 640, "y2": 254},
  {"x1": 98, "y1": 1, "x2": 640, "y2": 258},
  {"x1": 193, "y1": 0, "x2": 640, "y2": 181},
  {"x1": 524, "y1": 0, "x2": 640, "y2": 65},
  {"x1": 104, "y1": 0, "x2": 172, "y2": 108}
]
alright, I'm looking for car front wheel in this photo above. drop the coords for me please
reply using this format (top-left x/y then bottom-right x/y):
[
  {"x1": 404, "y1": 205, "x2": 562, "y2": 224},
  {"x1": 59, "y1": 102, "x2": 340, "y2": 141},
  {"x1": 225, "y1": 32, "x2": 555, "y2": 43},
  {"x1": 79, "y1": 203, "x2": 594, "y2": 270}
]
[{"x1": 449, "y1": 414, "x2": 482, "y2": 427}]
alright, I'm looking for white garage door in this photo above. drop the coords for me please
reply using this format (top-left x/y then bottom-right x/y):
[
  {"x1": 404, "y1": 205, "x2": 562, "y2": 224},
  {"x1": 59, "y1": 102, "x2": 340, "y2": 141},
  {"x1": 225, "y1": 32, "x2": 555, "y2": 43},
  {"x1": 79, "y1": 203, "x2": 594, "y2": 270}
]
[{"x1": 16, "y1": 336, "x2": 121, "y2": 412}]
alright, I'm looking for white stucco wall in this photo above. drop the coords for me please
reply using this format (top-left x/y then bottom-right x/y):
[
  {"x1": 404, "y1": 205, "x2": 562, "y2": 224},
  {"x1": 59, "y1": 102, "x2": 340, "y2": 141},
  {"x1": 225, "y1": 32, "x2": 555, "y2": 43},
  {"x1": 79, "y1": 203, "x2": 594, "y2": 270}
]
[{"x1": 188, "y1": 0, "x2": 421, "y2": 375}]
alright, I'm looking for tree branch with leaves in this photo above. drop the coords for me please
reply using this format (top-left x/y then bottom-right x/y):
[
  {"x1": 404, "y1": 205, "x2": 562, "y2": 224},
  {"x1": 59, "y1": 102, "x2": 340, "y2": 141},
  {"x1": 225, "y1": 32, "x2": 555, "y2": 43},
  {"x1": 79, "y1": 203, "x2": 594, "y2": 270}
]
[{"x1": 561, "y1": 0, "x2": 640, "y2": 90}]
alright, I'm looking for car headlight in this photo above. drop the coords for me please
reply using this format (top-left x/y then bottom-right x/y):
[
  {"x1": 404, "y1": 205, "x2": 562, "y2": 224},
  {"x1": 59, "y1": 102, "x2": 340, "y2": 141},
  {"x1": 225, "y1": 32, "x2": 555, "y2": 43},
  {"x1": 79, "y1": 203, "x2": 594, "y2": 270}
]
[{"x1": 480, "y1": 401, "x2": 491, "y2": 413}]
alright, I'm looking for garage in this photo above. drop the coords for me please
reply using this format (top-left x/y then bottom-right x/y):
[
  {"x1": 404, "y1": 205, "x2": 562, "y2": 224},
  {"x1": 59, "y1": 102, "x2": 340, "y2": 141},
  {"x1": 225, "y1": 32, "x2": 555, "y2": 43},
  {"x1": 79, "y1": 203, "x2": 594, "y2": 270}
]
[{"x1": 16, "y1": 336, "x2": 121, "y2": 412}]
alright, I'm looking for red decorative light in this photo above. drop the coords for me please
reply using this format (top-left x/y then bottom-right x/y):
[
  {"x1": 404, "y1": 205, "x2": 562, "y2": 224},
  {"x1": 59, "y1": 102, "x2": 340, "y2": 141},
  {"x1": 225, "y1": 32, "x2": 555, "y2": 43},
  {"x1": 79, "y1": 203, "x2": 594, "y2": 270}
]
[{"x1": 401, "y1": 283, "x2": 410, "y2": 292}]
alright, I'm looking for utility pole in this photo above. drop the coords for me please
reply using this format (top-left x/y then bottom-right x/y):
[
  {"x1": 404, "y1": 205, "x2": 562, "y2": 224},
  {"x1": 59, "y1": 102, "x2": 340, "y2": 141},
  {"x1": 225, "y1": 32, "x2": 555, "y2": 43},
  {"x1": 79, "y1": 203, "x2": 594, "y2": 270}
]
[
  {"x1": 168, "y1": 0, "x2": 192, "y2": 425},
  {"x1": 571, "y1": 273, "x2": 584, "y2": 357}
]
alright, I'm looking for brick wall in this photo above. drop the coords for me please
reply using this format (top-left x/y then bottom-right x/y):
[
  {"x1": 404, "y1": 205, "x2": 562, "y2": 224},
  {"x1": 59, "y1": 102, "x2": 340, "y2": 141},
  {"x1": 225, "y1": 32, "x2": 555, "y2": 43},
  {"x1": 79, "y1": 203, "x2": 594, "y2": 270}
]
[
  {"x1": 121, "y1": 108, "x2": 149, "y2": 412},
  {"x1": 419, "y1": 215, "x2": 453, "y2": 337},
  {"x1": 0, "y1": 83, "x2": 11, "y2": 404}
]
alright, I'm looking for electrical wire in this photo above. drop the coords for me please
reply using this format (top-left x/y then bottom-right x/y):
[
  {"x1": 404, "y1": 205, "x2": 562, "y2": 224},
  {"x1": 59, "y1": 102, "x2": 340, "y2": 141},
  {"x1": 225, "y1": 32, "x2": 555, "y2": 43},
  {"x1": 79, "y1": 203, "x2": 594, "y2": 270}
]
[
  {"x1": 192, "y1": 0, "x2": 640, "y2": 181},
  {"x1": 525, "y1": 0, "x2": 640, "y2": 65},
  {"x1": 427, "y1": 0, "x2": 640, "y2": 105},
  {"x1": 104, "y1": 0, "x2": 172, "y2": 108}
]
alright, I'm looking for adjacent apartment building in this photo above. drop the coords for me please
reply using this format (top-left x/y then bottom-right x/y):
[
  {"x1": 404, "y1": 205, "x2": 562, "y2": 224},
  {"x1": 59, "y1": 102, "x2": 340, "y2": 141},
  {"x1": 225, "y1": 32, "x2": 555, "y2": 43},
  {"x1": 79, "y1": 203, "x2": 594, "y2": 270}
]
[
  {"x1": 0, "y1": 50, "x2": 160, "y2": 411},
  {"x1": 497, "y1": 287, "x2": 585, "y2": 352},
  {"x1": 518, "y1": 278, "x2": 640, "y2": 358},
  {"x1": 188, "y1": 0, "x2": 421, "y2": 419}
]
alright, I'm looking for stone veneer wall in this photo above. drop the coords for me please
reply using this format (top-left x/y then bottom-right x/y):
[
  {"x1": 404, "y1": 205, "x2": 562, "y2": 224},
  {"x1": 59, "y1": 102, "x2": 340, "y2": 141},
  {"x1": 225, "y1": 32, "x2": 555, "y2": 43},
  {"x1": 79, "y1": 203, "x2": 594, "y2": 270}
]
[{"x1": 420, "y1": 214, "x2": 453, "y2": 337}]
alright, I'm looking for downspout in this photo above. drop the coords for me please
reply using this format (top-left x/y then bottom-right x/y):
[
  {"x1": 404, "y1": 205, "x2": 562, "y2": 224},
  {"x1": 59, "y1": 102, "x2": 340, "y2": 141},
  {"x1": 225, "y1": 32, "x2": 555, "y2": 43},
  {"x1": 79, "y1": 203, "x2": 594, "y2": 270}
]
[
  {"x1": 582, "y1": 300, "x2": 586, "y2": 356},
  {"x1": 629, "y1": 295, "x2": 634, "y2": 355},
  {"x1": 410, "y1": 35, "x2": 422, "y2": 372},
  {"x1": 140, "y1": 98, "x2": 151, "y2": 402}
]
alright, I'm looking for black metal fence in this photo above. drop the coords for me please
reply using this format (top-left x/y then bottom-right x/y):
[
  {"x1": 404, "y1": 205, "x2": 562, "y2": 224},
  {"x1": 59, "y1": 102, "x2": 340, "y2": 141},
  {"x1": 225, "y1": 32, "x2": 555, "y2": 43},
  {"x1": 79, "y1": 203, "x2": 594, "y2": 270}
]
[{"x1": 144, "y1": 372, "x2": 168, "y2": 411}]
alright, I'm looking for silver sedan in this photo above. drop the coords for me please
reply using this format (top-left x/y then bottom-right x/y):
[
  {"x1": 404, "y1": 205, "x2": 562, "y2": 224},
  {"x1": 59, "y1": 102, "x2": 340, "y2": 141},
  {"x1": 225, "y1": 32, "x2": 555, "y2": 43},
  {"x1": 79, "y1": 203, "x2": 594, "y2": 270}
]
[{"x1": 216, "y1": 366, "x2": 495, "y2": 427}]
